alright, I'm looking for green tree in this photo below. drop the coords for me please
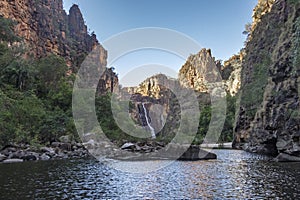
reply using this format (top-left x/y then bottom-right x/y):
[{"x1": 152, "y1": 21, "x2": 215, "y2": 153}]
[
  {"x1": 36, "y1": 54, "x2": 68, "y2": 96},
  {"x1": 0, "y1": 17, "x2": 19, "y2": 43}
]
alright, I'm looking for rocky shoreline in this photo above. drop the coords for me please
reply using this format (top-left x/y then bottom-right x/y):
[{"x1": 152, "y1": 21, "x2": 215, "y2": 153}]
[
  {"x1": 2, "y1": 140, "x2": 298, "y2": 163},
  {"x1": 0, "y1": 139, "x2": 219, "y2": 163},
  {"x1": 0, "y1": 142, "x2": 91, "y2": 164},
  {"x1": 116, "y1": 142, "x2": 217, "y2": 161}
]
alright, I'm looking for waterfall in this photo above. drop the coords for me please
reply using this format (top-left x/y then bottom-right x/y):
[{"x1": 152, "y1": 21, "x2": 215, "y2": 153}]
[{"x1": 142, "y1": 103, "x2": 156, "y2": 139}]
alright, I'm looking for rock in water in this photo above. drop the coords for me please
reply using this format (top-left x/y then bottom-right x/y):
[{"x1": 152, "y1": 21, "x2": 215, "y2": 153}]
[
  {"x1": 274, "y1": 153, "x2": 300, "y2": 162},
  {"x1": 179, "y1": 145, "x2": 217, "y2": 161}
]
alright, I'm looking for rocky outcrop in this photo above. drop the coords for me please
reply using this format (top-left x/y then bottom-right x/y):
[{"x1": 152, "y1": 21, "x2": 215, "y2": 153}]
[
  {"x1": 97, "y1": 68, "x2": 119, "y2": 94},
  {"x1": 221, "y1": 54, "x2": 243, "y2": 96},
  {"x1": 0, "y1": 0, "x2": 98, "y2": 69},
  {"x1": 136, "y1": 74, "x2": 177, "y2": 99},
  {"x1": 252, "y1": 0, "x2": 276, "y2": 33},
  {"x1": 234, "y1": 0, "x2": 300, "y2": 158},
  {"x1": 179, "y1": 49, "x2": 222, "y2": 93},
  {"x1": 178, "y1": 48, "x2": 241, "y2": 96},
  {"x1": 119, "y1": 74, "x2": 184, "y2": 141},
  {"x1": 178, "y1": 145, "x2": 217, "y2": 161},
  {"x1": 115, "y1": 142, "x2": 217, "y2": 161},
  {"x1": 0, "y1": 141, "x2": 90, "y2": 163},
  {"x1": 0, "y1": 0, "x2": 119, "y2": 94}
]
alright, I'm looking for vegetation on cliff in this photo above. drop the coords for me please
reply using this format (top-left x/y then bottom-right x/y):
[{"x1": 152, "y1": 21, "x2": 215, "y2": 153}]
[
  {"x1": 234, "y1": 0, "x2": 300, "y2": 159},
  {"x1": 0, "y1": 17, "x2": 77, "y2": 148}
]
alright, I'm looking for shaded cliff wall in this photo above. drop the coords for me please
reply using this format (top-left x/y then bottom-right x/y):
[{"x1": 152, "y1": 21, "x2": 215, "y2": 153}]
[{"x1": 234, "y1": 0, "x2": 300, "y2": 157}]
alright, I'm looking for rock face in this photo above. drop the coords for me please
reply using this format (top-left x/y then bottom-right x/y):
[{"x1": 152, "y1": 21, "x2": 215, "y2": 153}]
[
  {"x1": 97, "y1": 68, "x2": 119, "y2": 94},
  {"x1": 136, "y1": 74, "x2": 178, "y2": 99},
  {"x1": 234, "y1": 0, "x2": 300, "y2": 158},
  {"x1": 179, "y1": 49, "x2": 222, "y2": 93},
  {"x1": 0, "y1": 0, "x2": 118, "y2": 94},
  {"x1": 0, "y1": 1, "x2": 97, "y2": 68},
  {"x1": 251, "y1": 0, "x2": 276, "y2": 33},
  {"x1": 221, "y1": 54, "x2": 243, "y2": 96},
  {"x1": 120, "y1": 74, "x2": 181, "y2": 136},
  {"x1": 178, "y1": 48, "x2": 241, "y2": 96}
]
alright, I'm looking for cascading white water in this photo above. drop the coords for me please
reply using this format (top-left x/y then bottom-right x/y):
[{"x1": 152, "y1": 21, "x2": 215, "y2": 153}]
[{"x1": 142, "y1": 103, "x2": 156, "y2": 139}]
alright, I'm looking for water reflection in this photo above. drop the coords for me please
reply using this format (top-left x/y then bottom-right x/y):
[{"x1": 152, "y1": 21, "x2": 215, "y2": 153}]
[{"x1": 0, "y1": 150, "x2": 299, "y2": 199}]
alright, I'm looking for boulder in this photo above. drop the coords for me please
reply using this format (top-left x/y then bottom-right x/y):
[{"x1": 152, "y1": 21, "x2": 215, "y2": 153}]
[
  {"x1": 179, "y1": 145, "x2": 217, "y2": 161},
  {"x1": 135, "y1": 144, "x2": 142, "y2": 151},
  {"x1": 83, "y1": 139, "x2": 96, "y2": 149},
  {"x1": 121, "y1": 143, "x2": 135, "y2": 150},
  {"x1": 60, "y1": 143, "x2": 72, "y2": 151},
  {"x1": 81, "y1": 133, "x2": 97, "y2": 143},
  {"x1": 51, "y1": 142, "x2": 62, "y2": 148},
  {"x1": 9, "y1": 151, "x2": 25, "y2": 159},
  {"x1": 161, "y1": 144, "x2": 217, "y2": 161},
  {"x1": 40, "y1": 153, "x2": 51, "y2": 161},
  {"x1": 59, "y1": 135, "x2": 73, "y2": 143},
  {"x1": 22, "y1": 154, "x2": 38, "y2": 161},
  {"x1": 274, "y1": 153, "x2": 300, "y2": 162},
  {"x1": 0, "y1": 154, "x2": 7, "y2": 162},
  {"x1": 40, "y1": 147, "x2": 55, "y2": 154},
  {"x1": 198, "y1": 149, "x2": 217, "y2": 160}
]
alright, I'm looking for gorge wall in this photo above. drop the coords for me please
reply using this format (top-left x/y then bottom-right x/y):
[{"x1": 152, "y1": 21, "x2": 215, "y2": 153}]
[
  {"x1": 0, "y1": 0, "x2": 118, "y2": 93},
  {"x1": 234, "y1": 0, "x2": 300, "y2": 159},
  {"x1": 179, "y1": 49, "x2": 222, "y2": 93},
  {"x1": 130, "y1": 49, "x2": 242, "y2": 98}
]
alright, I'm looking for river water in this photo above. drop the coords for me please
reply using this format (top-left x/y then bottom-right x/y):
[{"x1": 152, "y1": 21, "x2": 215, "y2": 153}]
[{"x1": 0, "y1": 150, "x2": 299, "y2": 199}]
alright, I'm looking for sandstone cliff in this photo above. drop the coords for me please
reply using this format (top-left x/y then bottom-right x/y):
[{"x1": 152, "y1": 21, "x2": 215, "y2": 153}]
[
  {"x1": 252, "y1": 0, "x2": 276, "y2": 34},
  {"x1": 234, "y1": 0, "x2": 300, "y2": 158},
  {"x1": 178, "y1": 49, "x2": 222, "y2": 93},
  {"x1": 0, "y1": 0, "x2": 118, "y2": 94},
  {"x1": 178, "y1": 48, "x2": 241, "y2": 96},
  {"x1": 0, "y1": 1, "x2": 98, "y2": 68},
  {"x1": 221, "y1": 54, "x2": 243, "y2": 96}
]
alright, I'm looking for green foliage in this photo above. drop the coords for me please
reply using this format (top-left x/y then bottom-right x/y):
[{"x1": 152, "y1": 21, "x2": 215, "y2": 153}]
[
  {"x1": 0, "y1": 30, "x2": 77, "y2": 147},
  {"x1": 192, "y1": 94, "x2": 236, "y2": 145},
  {"x1": 220, "y1": 95, "x2": 236, "y2": 142},
  {"x1": 95, "y1": 94, "x2": 142, "y2": 144},
  {"x1": 0, "y1": 91, "x2": 45, "y2": 147},
  {"x1": 292, "y1": 18, "x2": 300, "y2": 75},
  {"x1": 0, "y1": 17, "x2": 20, "y2": 43},
  {"x1": 241, "y1": 56, "x2": 271, "y2": 119},
  {"x1": 287, "y1": 0, "x2": 299, "y2": 5},
  {"x1": 36, "y1": 55, "x2": 68, "y2": 96},
  {"x1": 193, "y1": 105, "x2": 211, "y2": 145}
]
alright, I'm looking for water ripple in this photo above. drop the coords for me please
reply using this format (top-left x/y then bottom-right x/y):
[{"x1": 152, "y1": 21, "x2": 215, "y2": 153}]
[{"x1": 0, "y1": 150, "x2": 299, "y2": 199}]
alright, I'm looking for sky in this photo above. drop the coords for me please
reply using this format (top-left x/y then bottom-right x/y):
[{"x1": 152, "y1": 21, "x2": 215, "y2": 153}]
[{"x1": 63, "y1": 0, "x2": 257, "y2": 86}]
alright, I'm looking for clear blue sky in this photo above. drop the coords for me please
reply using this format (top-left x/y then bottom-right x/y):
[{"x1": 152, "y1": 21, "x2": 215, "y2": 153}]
[{"x1": 63, "y1": 0, "x2": 257, "y2": 86}]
